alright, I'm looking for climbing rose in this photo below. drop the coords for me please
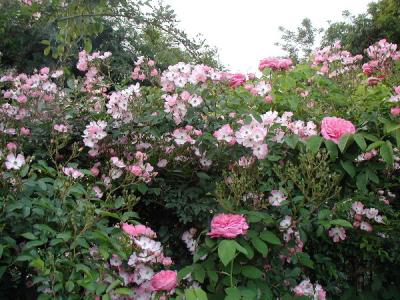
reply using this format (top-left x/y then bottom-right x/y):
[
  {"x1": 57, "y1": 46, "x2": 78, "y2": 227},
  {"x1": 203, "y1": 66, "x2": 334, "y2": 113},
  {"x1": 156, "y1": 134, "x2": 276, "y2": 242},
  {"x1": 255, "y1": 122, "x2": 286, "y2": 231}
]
[
  {"x1": 320, "y1": 117, "x2": 356, "y2": 144},
  {"x1": 208, "y1": 213, "x2": 249, "y2": 238},
  {"x1": 150, "y1": 270, "x2": 177, "y2": 291}
]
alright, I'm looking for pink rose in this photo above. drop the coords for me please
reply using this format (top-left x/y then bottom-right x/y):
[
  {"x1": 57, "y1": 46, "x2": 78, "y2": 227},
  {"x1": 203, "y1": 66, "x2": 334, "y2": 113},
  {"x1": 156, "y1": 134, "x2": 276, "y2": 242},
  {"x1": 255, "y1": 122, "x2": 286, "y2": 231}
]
[
  {"x1": 229, "y1": 74, "x2": 246, "y2": 88},
  {"x1": 259, "y1": 57, "x2": 292, "y2": 71},
  {"x1": 121, "y1": 223, "x2": 156, "y2": 238},
  {"x1": 150, "y1": 270, "x2": 177, "y2": 292},
  {"x1": 208, "y1": 213, "x2": 249, "y2": 238},
  {"x1": 391, "y1": 107, "x2": 400, "y2": 116},
  {"x1": 320, "y1": 117, "x2": 356, "y2": 144}
]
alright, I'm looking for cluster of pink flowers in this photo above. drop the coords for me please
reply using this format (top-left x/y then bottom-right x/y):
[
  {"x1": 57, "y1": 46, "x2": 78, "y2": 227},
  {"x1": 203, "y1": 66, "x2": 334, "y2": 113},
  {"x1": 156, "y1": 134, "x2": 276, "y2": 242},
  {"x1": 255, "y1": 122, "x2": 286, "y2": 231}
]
[
  {"x1": 106, "y1": 83, "x2": 141, "y2": 124},
  {"x1": 244, "y1": 80, "x2": 272, "y2": 101},
  {"x1": 259, "y1": 57, "x2": 293, "y2": 71},
  {"x1": 312, "y1": 41, "x2": 363, "y2": 76},
  {"x1": 82, "y1": 120, "x2": 107, "y2": 156},
  {"x1": 228, "y1": 73, "x2": 247, "y2": 88},
  {"x1": 351, "y1": 202, "x2": 385, "y2": 232},
  {"x1": 132, "y1": 56, "x2": 159, "y2": 80},
  {"x1": 362, "y1": 39, "x2": 400, "y2": 85},
  {"x1": 293, "y1": 279, "x2": 326, "y2": 300},
  {"x1": 53, "y1": 124, "x2": 68, "y2": 133},
  {"x1": 0, "y1": 68, "x2": 62, "y2": 135},
  {"x1": 90, "y1": 223, "x2": 176, "y2": 299},
  {"x1": 163, "y1": 91, "x2": 203, "y2": 124},
  {"x1": 62, "y1": 167, "x2": 84, "y2": 179},
  {"x1": 389, "y1": 86, "x2": 400, "y2": 113},
  {"x1": 328, "y1": 226, "x2": 347, "y2": 243},
  {"x1": 228, "y1": 111, "x2": 317, "y2": 160},
  {"x1": 208, "y1": 213, "x2": 249, "y2": 239},
  {"x1": 181, "y1": 228, "x2": 198, "y2": 255},
  {"x1": 172, "y1": 125, "x2": 202, "y2": 145},
  {"x1": 125, "y1": 151, "x2": 157, "y2": 183},
  {"x1": 160, "y1": 62, "x2": 223, "y2": 92},
  {"x1": 320, "y1": 117, "x2": 356, "y2": 144},
  {"x1": 213, "y1": 124, "x2": 236, "y2": 144},
  {"x1": 76, "y1": 50, "x2": 112, "y2": 72}
]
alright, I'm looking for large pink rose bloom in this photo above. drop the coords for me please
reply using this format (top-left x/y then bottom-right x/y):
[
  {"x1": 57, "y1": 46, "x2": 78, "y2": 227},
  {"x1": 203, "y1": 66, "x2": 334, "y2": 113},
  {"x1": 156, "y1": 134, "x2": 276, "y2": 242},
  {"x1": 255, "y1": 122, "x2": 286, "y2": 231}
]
[
  {"x1": 320, "y1": 117, "x2": 356, "y2": 144},
  {"x1": 208, "y1": 213, "x2": 249, "y2": 239},
  {"x1": 229, "y1": 74, "x2": 246, "y2": 88},
  {"x1": 150, "y1": 270, "x2": 178, "y2": 291}
]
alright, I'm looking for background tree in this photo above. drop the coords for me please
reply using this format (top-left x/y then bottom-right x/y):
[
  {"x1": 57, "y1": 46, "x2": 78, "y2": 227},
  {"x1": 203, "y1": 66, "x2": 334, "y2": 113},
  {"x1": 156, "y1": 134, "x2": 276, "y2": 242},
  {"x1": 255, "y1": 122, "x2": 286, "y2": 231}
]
[{"x1": 0, "y1": 0, "x2": 221, "y2": 75}]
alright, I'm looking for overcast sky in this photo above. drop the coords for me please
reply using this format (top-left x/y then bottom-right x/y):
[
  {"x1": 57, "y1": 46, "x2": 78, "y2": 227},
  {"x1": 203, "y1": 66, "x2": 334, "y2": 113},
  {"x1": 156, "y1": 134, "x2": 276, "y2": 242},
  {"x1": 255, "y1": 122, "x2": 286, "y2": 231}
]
[{"x1": 166, "y1": 0, "x2": 374, "y2": 72}]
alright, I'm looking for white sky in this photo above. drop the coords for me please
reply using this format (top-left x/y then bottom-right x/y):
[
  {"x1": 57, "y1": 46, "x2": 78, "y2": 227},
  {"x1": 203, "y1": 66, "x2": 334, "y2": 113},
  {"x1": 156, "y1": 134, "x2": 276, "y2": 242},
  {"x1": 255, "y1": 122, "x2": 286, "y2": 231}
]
[{"x1": 166, "y1": 0, "x2": 374, "y2": 72}]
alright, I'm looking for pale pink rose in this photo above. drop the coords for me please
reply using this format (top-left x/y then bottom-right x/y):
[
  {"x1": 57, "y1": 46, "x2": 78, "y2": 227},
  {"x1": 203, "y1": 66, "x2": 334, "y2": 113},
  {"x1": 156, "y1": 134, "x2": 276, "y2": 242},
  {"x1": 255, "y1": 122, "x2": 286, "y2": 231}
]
[
  {"x1": 20, "y1": 127, "x2": 30, "y2": 135},
  {"x1": 40, "y1": 67, "x2": 50, "y2": 75},
  {"x1": 320, "y1": 117, "x2": 356, "y2": 144},
  {"x1": 150, "y1": 270, "x2": 177, "y2": 292},
  {"x1": 208, "y1": 213, "x2": 249, "y2": 238},
  {"x1": 17, "y1": 95, "x2": 28, "y2": 104},
  {"x1": 90, "y1": 166, "x2": 100, "y2": 176},
  {"x1": 121, "y1": 223, "x2": 156, "y2": 238},
  {"x1": 6, "y1": 142, "x2": 17, "y2": 151},
  {"x1": 362, "y1": 63, "x2": 373, "y2": 75},
  {"x1": 148, "y1": 60, "x2": 155, "y2": 66},
  {"x1": 264, "y1": 95, "x2": 273, "y2": 103},
  {"x1": 259, "y1": 57, "x2": 292, "y2": 71},
  {"x1": 360, "y1": 221, "x2": 373, "y2": 232},
  {"x1": 127, "y1": 165, "x2": 142, "y2": 176},
  {"x1": 395, "y1": 86, "x2": 400, "y2": 95},
  {"x1": 391, "y1": 107, "x2": 400, "y2": 116},
  {"x1": 150, "y1": 68, "x2": 158, "y2": 76}
]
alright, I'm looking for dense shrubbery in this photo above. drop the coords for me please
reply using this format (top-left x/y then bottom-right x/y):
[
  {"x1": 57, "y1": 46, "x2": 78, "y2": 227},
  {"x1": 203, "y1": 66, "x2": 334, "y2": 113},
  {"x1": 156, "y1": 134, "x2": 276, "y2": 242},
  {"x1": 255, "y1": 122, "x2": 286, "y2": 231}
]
[{"x1": 1, "y1": 25, "x2": 400, "y2": 300}]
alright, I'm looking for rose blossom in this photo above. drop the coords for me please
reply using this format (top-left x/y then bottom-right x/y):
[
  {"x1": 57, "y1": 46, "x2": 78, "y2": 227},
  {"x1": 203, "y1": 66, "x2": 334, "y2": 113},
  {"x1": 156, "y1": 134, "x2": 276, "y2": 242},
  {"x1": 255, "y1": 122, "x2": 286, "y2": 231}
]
[
  {"x1": 208, "y1": 213, "x2": 249, "y2": 238},
  {"x1": 391, "y1": 107, "x2": 400, "y2": 116},
  {"x1": 320, "y1": 117, "x2": 356, "y2": 144},
  {"x1": 121, "y1": 223, "x2": 156, "y2": 238},
  {"x1": 150, "y1": 270, "x2": 177, "y2": 292}
]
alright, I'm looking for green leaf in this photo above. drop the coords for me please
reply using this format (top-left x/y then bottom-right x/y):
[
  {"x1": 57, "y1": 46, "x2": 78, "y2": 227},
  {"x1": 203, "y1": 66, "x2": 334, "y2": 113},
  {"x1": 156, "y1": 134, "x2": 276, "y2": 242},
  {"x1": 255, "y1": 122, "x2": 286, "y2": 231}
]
[
  {"x1": 366, "y1": 140, "x2": 385, "y2": 152},
  {"x1": 340, "y1": 160, "x2": 356, "y2": 178},
  {"x1": 193, "y1": 264, "x2": 206, "y2": 283},
  {"x1": 241, "y1": 266, "x2": 263, "y2": 279},
  {"x1": 185, "y1": 288, "x2": 208, "y2": 300},
  {"x1": 330, "y1": 219, "x2": 353, "y2": 228},
  {"x1": 259, "y1": 231, "x2": 281, "y2": 245},
  {"x1": 338, "y1": 134, "x2": 353, "y2": 153},
  {"x1": 178, "y1": 266, "x2": 193, "y2": 280},
  {"x1": 115, "y1": 288, "x2": 133, "y2": 296},
  {"x1": 84, "y1": 38, "x2": 93, "y2": 52},
  {"x1": 218, "y1": 240, "x2": 236, "y2": 266},
  {"x1": 225, "y1": 287, "x2": 241, "y2": 300},
  {"x1": 137, "y1": 183, "x2": 148, "y2": 194},
  {"x1": 325, "y1": 140, "x2": 338, "y2": 160},
  {"x1": 65, "y1": 281, "x2": 75, "y2": 292},
  {"x1": 29, "y1": 258, "x2": 44, "y2": 270},
  {"x1": 380, "y1": 142, "x2": 394, "y2": 165},
  {"x1": 384, "y1": 122, "x2": 400, "y2": 133},
  {"x1": 306, "y1": 136, "x2": 323, "y2": 154},
  {"x1": 353, "y1": 133, "x2": 367, "y2": 151},
  {"x1": 232, "y1": 241, "x2": 248, "y2": 256},
  {"x1": 44, "y1": 46, "x2": 50, "y2": 56},
  {"x1": 21, "y1": 232, "x2": 37, "y2": 240},
  {"x1": 295, "y1": 253, "x2": 314, "y2": 269},
  {"x1": 251, "y1": 237, "x2": 268, "y2": 257}
]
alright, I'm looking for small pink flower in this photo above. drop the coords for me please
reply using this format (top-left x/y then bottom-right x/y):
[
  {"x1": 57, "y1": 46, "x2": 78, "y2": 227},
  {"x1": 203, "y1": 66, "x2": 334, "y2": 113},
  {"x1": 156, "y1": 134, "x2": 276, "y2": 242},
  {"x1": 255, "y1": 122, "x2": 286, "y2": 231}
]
[
  {"x1": 150, "y1": 68, "x2": 158, "y2": 76},
  {"x1": 259, "y1": 57, "x2": 292, "y2": 71},
  {"x1": 5, "y1": 153, "x2": 25, "y2": 170},
  {"x1": 40, "y1": 67, "x2": 50, "y2": 75},
  {"x1": 17, "y1": 95, "x2": 28, "y2": 104},
  {"x1": 6, "y1": 142, "x2": 17, "y2": 151},
  {"x1": 321, "y1": 117, "x2": 356, "y2": 144},
  {"x1": 208, "y1": 213, "x2": 249, "y2": 239},
  {"x1": 391, "y1": 107, "x2": 400, "y2": 116},
  {"x1": 360, "y1": 221, "x2": 373, "y2": 232},
  {"x1": 328, "y1": 226, "x2": 346, "y2": 242},
  {"x1": 150, "y1": 270, "x2": 177, "y2": 292},
  {"x1": 268, "y1": 190, "x2": 286, "y2": 206},
  {"x1": 20, "y1": 127, "x2": 30, "y2": 135},
  {"x1": 121, "y1": 223, "x2": 156, "y2": 238},
  {"x1": 264, "y1": 95, "x2": 273, "y2": 103}
]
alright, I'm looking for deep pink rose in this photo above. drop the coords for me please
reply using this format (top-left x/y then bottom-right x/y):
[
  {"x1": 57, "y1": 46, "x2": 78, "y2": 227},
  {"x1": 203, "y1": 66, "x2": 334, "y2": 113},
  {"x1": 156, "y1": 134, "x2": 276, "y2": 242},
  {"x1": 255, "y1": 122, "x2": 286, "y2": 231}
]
[
  {"x1": 320, "y1": 117, "x2": 356, "y2": 144},
  {"x1": 150, "y1": 270, "x2": 177, "y2": 292},
  {"x1": 229, "y1": 74, "x2": 246, "y2": 88},
  {"x1": 208, "y1": 213, "x2": 249, "y2": 238}
]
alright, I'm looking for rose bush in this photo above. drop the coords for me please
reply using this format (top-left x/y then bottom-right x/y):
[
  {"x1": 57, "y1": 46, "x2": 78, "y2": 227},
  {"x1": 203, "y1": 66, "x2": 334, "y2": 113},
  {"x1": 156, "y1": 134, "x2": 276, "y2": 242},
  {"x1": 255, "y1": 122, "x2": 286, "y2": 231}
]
[{"x1": 0, "y1": 39, "x2": 399, "y2": 299}]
